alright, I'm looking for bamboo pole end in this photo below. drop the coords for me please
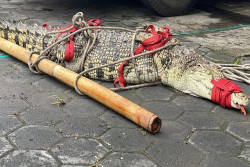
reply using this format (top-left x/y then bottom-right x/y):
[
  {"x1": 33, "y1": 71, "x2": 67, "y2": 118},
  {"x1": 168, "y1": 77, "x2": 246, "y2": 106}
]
[{"x1": 150, "y1": 116, "x2": 162, "y2": 134}]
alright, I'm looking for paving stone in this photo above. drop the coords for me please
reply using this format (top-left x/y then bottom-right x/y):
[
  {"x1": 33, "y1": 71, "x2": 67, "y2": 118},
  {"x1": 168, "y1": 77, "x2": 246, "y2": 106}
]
[
  {"x1": 61, "y1": 165, "x2": 87, "y2": 167},
  {"x1": 0, "y1": 150, "x2": 58, "y2": 167},
  {"x1": 180, "y1": 42, "x2": 200, "y2": 50},
  {"x1": 212, "y1": 106, "x2": 250, "y2": 121},
  {"x1": 150, "y1": 120, "x2": 191, "y2": 142},
  {"x1": 100, "y1": 110, "x2": 138, "y2": 128},
  {"x1": 205, "y1": 52, "x2": 235, "y2": 63},
  {"x1": 58, "y1": 116, "x2": 107, "y2": 137},
  {"x1": 136, "y1": 85, "x2": 175, "y2": 101},
  {"x1": 0, "y1": 98, "x2": 29, "y2": 115},
  {"x1": 239, "y1": 146, "x2": 250, "y2": 162},
  {"x1": 21, "y1": 106, "x2": 68, "y2": 125},
  {"x1": 148, "y1": 140, "x2": 203, "y2": 167},
  {"x1": 196, "y1": 50, "x2": 208, "y2": 56},
  {"x1": 227, "y1": 122, "x2": 250, "y2": 142},
  {"x1": 27, "y1": 91, "x2": 71, "y2": 108},
  {"x1": 0, "y1": 137, "x2": 13, "y2": 157},
  {"x1": 0, "y1": 115, "x2": 22, "y2": 135},
  {"x1": 52, "y1": 138, "x2": 108, "y2": 165},
  {"x1": 8, "y1": 125, "x2": 63, "y2": 149},
  {"x1": 141, "y1": 101, "x2": 184, "y2": 120},
  {"x1": 172, "y1": 95, "x2": 216, "y2": 112},
  {"x1": 235, "y1": 81, "x2": 250, "y2": 98},
  {"x1": 100, "y1": 128, "x2": 152, "y2": 152},
  {"x1": 2, "y1": 63, "x2": 43, "y2": 83},
  {"x1": 33, "y1": 77, "x2": 69, "y2": 92},
  {"x1": 0, "y1": 12, "x2": 11, "y2": 18},
  {"x1": 189, "y1": 131, "x2": 241, "y2": 155},
  {"x1": 198, "y1": 46, "x2": 211, "y2": 53},
  {"x1": 0, "y1": 58, "x2": 16, "y2": 75},
  {"x1": 179, "y1": 112, "x2": 225, "y2": 130},
  {"x1": 62, "y1": 98, "x2": 106, "y2": 117},
  {"x1": 0, "y1": 76, "x2": 38, "y2": 102},
  {"x1": 100, "y1": 152, "x2": 157, "y2": 167},
  {"x1": 201, "y1": 154, "x2": 249, "y2": 167}
]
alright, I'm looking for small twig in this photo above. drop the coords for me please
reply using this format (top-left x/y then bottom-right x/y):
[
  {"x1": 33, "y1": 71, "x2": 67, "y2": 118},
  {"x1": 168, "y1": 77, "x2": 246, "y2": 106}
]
[{"x1": 48, "y1": 95, "x2": 65, "y2": 108}]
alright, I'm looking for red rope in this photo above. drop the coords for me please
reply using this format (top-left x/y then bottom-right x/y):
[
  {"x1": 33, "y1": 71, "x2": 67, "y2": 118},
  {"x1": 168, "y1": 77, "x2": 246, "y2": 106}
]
[
  {"x1": 211, "y1": 78, "x2": 242, "y2": 108},
  {"x1": 114, "y1": 25, "x2": 172, "y2": 87},
  {"x1": 43, "y1": 19, "x2": 100, "y2": 62}
]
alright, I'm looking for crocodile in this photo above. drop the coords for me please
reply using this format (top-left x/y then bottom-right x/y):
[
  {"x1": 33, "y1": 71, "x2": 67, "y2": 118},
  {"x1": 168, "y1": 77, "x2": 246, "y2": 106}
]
[{"x1": 0, "y1": 18, "x2": 249, "y2": 114}]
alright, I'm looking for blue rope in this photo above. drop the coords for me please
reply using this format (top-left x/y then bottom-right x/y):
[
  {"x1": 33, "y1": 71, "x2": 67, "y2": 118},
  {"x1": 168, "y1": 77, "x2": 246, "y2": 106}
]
[{"x1": 0, "y1": 55, "x2": 9, "y2": 59}]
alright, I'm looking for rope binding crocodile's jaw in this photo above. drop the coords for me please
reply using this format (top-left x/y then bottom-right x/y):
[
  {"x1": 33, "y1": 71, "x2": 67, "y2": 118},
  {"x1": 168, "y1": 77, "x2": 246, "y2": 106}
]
[{"x1": 156, "y1": 45, "x2": 249, "y2": 114}]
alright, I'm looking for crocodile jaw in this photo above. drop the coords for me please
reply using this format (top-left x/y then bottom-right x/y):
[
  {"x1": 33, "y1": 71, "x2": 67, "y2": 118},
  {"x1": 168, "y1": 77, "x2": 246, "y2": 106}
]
[{"x1": 231, "y1": 92, "x2": 249, "y2": 109}]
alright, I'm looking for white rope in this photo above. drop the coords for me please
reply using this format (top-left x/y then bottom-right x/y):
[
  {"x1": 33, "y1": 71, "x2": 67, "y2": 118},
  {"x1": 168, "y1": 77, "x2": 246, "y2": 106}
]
[{"x1": 218, "y1": 63, "x2": 250, "y2": 84}]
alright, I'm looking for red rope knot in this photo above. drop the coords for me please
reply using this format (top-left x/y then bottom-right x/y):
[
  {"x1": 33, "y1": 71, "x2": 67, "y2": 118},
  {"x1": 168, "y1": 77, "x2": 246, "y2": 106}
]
[
  {"x1": 43, "y1": 19, "x2": 101, "y2": 62},
  {"x1": 86, "y1": 19, "x2": 101, "y2": 27},
  {"x1": 211, "y1": 78, "x2": 242, "y2": 108},
  {"x1": 114, "y1": 25, "x2": 172, "y2": 87}
]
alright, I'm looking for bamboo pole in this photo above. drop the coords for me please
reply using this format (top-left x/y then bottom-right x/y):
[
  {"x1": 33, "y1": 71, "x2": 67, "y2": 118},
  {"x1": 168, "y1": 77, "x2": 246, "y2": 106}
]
[{"x1": 0, "y1": 37, "x2": 161, "y2": 133}]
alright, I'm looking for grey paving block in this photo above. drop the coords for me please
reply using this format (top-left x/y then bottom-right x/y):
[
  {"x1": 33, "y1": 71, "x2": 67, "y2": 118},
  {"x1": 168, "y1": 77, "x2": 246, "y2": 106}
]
[
  {"x1": 212, "y1": 106, "x2": 250, "y2": 121},
  {"x1": 141, "y1": 101, "x2": 184, "y2": 120},
  {"x1": 0, "y1": 58, "x2": 16, "y2": 75},
  {"x1": 62, "y1": 98, "x2": 106, "y2": 117},
  {"x1": 0, "y1": 137, "x2": 13, "y2": 157},
  {"x1": 100, "y1": 152, "x2": 157, "y2": 167},
  {"x1": 189, "y1": 131, "x2": 241, "y2": 155},
  {"x1": 58, "y1": 116, "x2": 107, "y2": 137},
  {"x1": 201, "y1": 154, "x2": 249, "y2": 167},
  {"x1": 227, "y1": 122, "x2": 250, "y2": 142},
  {"x1": 51, "y1": 138, "x2": 108, "y2": 165},
  {"x1": 235, "y1": 81, "x2": 250, "y2": 98},
  {"x1": 179, "y1": 112, "x2": 225, "y2": 130},
  {"x1": 27, "y1": 91, "x2": 70, "y2": 108},
  {"x1": 100, "y1": 110, "x2": 138, "y2": 128},
  {"x1": 0, "y1": 76, "x2": 38, "y2": 102},
  {"x1": 21, "y1": 106, "x2": 68, "y2": 125},
  {"x1": 150, "y1": 120, "x2": 191, "y2": 142},
  {"x1": 61, "y1": 165, "x2": 87, "y2": 167},
  {"x1": 0, "y1": 150, "x2": 58, "y2": 167},
  {"x1": 180, "y1": 42, "x2": 200, "y2": 50},
  {"x1": 33, "y1": 77, "x2": 69, "y2": 92},
  {"x1": 100, "y1": 128, "x2": 152, "y2": 152},
  {"x1": 2, "y1": 63, "x2": 43, "y2": 83},
  {"x1": 172, "y1": 95, "x2": 215, "y2": 112},
  {"x1": 148, "y1": 140, "x2": 203, "y2": 167},
  {"x1": 240, "y1": 146, "x2": 250, "y2": 162},
  {"x1": 136, "y1": 85, "x2": 175, "y2": 101},
  {"x1": 0, "y1": 115, "x2": 22, "y2": 135},
  {"x1": 198, "y1": 46, "x2": 211, "y2": 53},
  {"x1": 8, "y1": 125, "x2": 63, "y2": 149},
  {"x1": 205, "y1": 52, "x2": 235, "y2": 63},
  {"x1": 0, "y1": 98, "x2": 29, "y2": 115}
]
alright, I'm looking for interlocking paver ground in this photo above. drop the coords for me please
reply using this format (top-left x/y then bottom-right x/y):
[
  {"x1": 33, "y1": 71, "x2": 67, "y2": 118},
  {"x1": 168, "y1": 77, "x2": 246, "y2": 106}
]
[
  {"x1": 51, "y1": 138, "x2": 108, "y2": 165},
  {"x1": 0, "y1": 0, "x2": 250, "y2": 166}
]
